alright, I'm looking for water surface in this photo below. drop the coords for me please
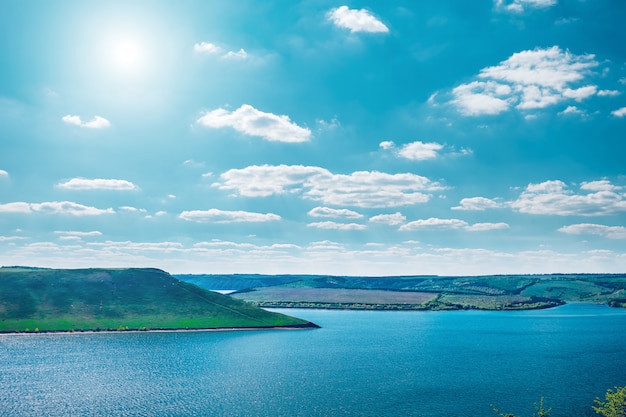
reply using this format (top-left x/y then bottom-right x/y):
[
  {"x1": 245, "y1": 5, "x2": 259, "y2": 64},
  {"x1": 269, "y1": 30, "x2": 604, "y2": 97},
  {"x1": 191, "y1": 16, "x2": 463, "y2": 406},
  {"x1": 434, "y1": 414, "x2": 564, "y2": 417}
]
[{"x1": 1, "y1": 303, "x2": 625, "y2": 416}]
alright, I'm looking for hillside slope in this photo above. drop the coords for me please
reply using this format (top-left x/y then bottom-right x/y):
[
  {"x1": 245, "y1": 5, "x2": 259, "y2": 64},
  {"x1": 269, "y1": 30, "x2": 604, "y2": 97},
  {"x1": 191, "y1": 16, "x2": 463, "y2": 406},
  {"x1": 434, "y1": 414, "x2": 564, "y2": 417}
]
[
  {"x1": 179, "y1": 273, "x2": 626, "y2": 310},
  {"x1": 0, "y1": 267, "x2": 315, "y2": 332}
]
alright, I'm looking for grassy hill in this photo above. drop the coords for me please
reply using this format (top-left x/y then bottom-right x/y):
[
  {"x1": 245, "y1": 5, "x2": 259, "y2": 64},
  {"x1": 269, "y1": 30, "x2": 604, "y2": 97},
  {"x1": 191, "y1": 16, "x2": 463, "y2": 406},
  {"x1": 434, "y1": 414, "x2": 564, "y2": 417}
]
[
  {"x1": 178, "y1": 273, "x2": 626, "y2": 311},
  {"x1": 0, "y1": 267, "x2": 315, "y2": 333}
]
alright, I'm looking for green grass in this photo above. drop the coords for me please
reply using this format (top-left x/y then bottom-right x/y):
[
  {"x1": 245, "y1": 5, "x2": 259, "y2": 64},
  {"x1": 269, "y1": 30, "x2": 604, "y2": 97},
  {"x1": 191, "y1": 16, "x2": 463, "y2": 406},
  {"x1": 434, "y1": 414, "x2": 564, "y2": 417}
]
[
  {"x1": 0, "y1": 267, "x2": 312, "y2": 332},
  {"x1": 194, "y1": 273, "x2": 626, "y2": 311}
]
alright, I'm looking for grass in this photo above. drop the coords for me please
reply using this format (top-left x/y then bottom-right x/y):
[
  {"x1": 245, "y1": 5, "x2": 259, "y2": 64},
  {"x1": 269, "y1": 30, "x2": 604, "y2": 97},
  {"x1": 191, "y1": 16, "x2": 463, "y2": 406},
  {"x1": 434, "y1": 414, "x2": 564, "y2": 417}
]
[
  {"x1": 188, "y1": 273, "x2": 626, "y2": 311},
  {"x1": 0, "y1": 267, "x2": 312, "y2": 332}
]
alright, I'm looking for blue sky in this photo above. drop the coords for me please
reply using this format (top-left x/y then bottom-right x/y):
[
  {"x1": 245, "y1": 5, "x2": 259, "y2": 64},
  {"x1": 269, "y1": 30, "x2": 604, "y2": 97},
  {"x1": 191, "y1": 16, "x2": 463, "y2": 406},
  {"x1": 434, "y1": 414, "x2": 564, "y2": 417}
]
[{"x1": 1, "y1": 0, "x2": 625, "y2": 275}]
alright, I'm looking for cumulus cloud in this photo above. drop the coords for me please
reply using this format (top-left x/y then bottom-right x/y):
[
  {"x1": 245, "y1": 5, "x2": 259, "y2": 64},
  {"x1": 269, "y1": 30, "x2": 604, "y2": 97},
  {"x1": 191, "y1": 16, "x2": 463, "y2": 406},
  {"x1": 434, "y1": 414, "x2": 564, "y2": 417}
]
[
  {"x1": 327, "y1": 6, "x2": 389, "y2": 33},
  {"x1": 222, "y1": 48, "x2": 248, "y2": 60},
  {"x1": 511, "y1": 180, "x2": 626, "y2": 216},
  {"x1": 0, "y1": 169, "x2": 7, "y2": 177},
  {"x1": 452, "y1": 81, "x2": 513, "y2": 115},
  {"x1": 0, "y1": 202, "x2": 31, "y2": 214},
  {"x1": 495, "y1": 0, "x2": 557, "y2": 13},
  {"x1": 193, "y1": 42, "x2": 222, "y2": 54},
  {"x1": 559, "y1": 224, "x2": 626, "y2": 239},
  {"x1": 381, "y1": 141, "x2": 445, "y2": 161},
  {"x1": 597, "y1": 90, "x2": 620, "y2": 97},
  {"x1": 62, "y1": 115, "x2": 111, "y2": 129},
  {"x1": 400, "y1": 218, "x2": 510, "y2": 232},
  {"x1": 307, "y1": 221, "x2": 366, "y2": 231},
  {"x1": 179, "y1": 208, "x2": 281, "y2": 223},
  {"x1": 214, "y1": 164, "x2": 444, "y2": 208},
  {"x1": 0, "y1": 201, "x2": 114, "y2": 216},
  {"x1": 307, "y1": 206, "x2": 363, "y2": 219},
  {"x1": 465, "y1": 222, "x2": 510, "y2": 232},
  {"x1": 611, "y1": 107, "x2": 626, "y2": 117},
  {"x1": 452, "y1": 197, "x2": 503, "y2": 211},
  {"x1": 558, "y1": 105, "x2": 583, "y2": 116},
  {"x1": 194, "y1": 41, "x2": 249, "y2": 60},
  {"x1": 56, "y1": 178, "x2": 138, "y2": 191},
  {"x1": 449, "y1": 46, "x2": 599, "y2": 116},
  {"x1": 400, "y1": 218, "x2": 469, "y2": 231},
  {"x1": 197, "y1": 104, "x2": 311, "y2": 143},
  {"x1": 369, "y1": 212, "x2": 406, "y2": 226}
]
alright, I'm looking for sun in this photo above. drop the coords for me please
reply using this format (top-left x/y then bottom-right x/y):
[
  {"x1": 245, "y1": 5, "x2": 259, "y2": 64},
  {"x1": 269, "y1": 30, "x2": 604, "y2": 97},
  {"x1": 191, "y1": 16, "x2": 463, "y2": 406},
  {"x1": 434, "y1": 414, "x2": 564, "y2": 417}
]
[{"x1": 109, "y1": 38, "x2": 144, "y2": 74}]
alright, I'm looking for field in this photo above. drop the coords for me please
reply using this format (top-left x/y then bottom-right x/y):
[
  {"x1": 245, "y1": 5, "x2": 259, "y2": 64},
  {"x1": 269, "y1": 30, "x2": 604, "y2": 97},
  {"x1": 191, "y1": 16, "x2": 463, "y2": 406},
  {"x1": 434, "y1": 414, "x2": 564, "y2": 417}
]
[
  {"x1": 181, "y1": 273, "x2": 626, "y2": 311},
  {"x1": 233, "y1": 287, "x2": 437, "y2": 309}
]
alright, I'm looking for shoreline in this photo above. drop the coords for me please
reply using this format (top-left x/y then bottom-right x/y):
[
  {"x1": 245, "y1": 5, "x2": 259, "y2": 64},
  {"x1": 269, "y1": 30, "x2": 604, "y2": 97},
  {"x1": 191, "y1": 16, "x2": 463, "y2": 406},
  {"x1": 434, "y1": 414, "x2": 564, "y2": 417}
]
[{"x1": 0, "y1": 322, "x2": 321, "y2": 336}]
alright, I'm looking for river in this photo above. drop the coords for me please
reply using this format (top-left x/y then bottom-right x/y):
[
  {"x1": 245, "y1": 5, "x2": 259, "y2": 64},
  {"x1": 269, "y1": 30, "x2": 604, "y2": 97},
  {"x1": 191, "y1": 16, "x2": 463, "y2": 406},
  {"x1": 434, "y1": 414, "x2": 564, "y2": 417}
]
[{"x1": 1, "y1": 303, "x2": 625, "y2": 416}]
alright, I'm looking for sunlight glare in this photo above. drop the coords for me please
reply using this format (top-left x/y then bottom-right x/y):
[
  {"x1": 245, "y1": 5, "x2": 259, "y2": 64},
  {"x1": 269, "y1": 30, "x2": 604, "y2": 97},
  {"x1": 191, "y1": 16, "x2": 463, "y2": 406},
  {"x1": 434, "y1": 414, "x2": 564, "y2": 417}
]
[{"x1": 108, "y1": 37, "x2": 145, "y2": 75}]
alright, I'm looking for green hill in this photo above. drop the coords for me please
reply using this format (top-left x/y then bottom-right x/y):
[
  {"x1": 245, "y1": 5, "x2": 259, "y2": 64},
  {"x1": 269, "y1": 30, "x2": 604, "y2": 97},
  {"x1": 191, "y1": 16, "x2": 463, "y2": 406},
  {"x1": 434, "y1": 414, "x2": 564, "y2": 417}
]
[
  {"x1": 179, "y1": 273, "x2": 626, "y2": 311},
  {"x1": 0, "y1": 267, "x2": 316, "y2": 333}
]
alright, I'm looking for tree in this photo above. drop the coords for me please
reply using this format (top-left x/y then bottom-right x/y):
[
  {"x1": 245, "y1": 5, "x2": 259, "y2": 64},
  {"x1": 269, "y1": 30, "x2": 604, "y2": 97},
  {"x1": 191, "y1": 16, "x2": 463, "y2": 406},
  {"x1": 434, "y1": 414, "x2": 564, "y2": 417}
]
[
  {"x1": 593, "y1": 386, "x2": 626, "y2": 417},
  {"x1": 492, "y1": 397, "x2": 551, "y2": 417}
]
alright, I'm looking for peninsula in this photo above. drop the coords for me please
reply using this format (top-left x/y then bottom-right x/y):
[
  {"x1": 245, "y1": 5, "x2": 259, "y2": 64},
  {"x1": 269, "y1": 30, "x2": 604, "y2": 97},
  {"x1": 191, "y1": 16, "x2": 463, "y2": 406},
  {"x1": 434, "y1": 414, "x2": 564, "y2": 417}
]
[{"x1": 0, "y1": 267, "x2": 317, "y2": 333}]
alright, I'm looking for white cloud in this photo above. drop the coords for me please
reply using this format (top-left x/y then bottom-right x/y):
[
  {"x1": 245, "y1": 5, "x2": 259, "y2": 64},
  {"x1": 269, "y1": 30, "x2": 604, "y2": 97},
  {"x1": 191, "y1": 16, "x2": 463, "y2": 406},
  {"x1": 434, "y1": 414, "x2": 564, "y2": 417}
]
[
  {"x1": 222, "y1": 48, "x2": 248, "y2": 60},
  {"x1": 307, "y1": 206, "x2": 363, "y2": 219},
  {"x1": 397, "y1": 141, "x2": 444, "y2": 161},
  {"x1": 369, "y1": 212, "x2": 406, "y2": 226},
  {"x1": 597, "y1": 89, "x2": 620, "y2": 97},
  {"x1": 193, "y1": 41, "x2": 250, "y2": 60},
  {"x1": 495, "y1": 0, "x2": 557, "y2": 13},
  {"x1": 559, "y1": 224, "x2": 626, "y2": 239},
  {"x1": 215, "y1": 165, "x2": 326, "y2": 197},
  {"x1": 316, "y1": 117, "x2": 340, "y2": 131},
  {"x1": 452, "y1": 81, "x2": 512, "y2": 115},
  {"x1": 56, "y1": 178, "x2": 138, "y2": 191},
  {"x1": 580, "y1": 180, "x2": 621, "y2": 192},
  {"x1": 450, "y1": 47, "x2": 599, "y2": 116},
  {"x1": 327, "y1": 6, "x2": 389, "y2": 33},
  {"x1": 0, "y1": 236, "x2": 26, "y2": 242},
  {"x1": 379, "y1": 141, "x2": 395, "y2": 150},
  {"x1": 558, "y1": 105, "x2": 583, "y2": 116},
  {"x1": 179, "y1": 208, "x2": 281, "y2": 223},
  {"x1": 562, "y1": 85, "x2": 597, "y2": 101},
  {"x1": 0, "y1": 169, "x2": 7, "y2": 177},
  {"x1": 62, "y1": 115, "x2": 111, "y2": 129},
  {"x1": 214, "y1": 164, "x2": 444, "y2": 208},
  {"x1": 307, "y1": 221, "x2": 366, "y2": 231},
  {"x1": 611, "y1": 107, "x2": 626, "y2": 117},
  {"x1": 452, "y1": 197, "x2": 503, "y2": 211},
  {"x1": 465, "y1": 222, "x2": 510, "y2": 232},
  {"x1": 0, "y1": 202, "x2": 33, "y2": 213},
  {"x1": 0, "y1": 201, "x2": 114, "y2": 216},
  {"x1": 399, "y1": 218, "x2": 510, "y2": 232},
  {"x1": 400, "y1": 218, "x2": 469, "y2": 231},
  {"x1": 193, "y1": 42, "x2": 222, "y2": 54},
  {"x1": 55, "y1": 231, "x2": 103, "y2": 237},
  {"x1": 197, "y1": 104, "x2": 311, "y2": 143},
  {"x1": 511, "y1": 180, "x2": 626, "y2": 216},
  {"x1": 118, "y1": 206, "x2": 147, "y2": 213},
  {"x1": 33, "y1": 201, "x2": 114, "y2": 216}
]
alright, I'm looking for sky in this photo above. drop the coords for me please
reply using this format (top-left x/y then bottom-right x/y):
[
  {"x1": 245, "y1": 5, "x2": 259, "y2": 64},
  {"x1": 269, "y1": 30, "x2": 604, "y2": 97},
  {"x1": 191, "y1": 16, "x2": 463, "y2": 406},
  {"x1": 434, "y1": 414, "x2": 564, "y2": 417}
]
[{"x1": 1, "y1": 0, "x2": 625, "y2": 276}]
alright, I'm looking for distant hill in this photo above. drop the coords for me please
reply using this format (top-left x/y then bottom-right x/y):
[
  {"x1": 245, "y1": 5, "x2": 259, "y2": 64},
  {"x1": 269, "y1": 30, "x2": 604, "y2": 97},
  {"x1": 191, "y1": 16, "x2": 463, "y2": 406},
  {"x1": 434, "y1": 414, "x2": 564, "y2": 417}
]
[
  {"x1": 178, "y1": 273, "x2": 626, "y2": 311},
  {"x1": 0, "y1": 267, "x2": 315, "y2": 333}
]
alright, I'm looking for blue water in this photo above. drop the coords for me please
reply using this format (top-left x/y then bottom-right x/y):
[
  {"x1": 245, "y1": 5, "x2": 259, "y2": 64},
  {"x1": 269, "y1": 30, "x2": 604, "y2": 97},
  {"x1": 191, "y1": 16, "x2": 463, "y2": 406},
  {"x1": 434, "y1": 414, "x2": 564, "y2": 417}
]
[{"x1": 1, "y1": 303, "x2": 625, "y2": 416}]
